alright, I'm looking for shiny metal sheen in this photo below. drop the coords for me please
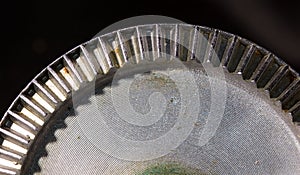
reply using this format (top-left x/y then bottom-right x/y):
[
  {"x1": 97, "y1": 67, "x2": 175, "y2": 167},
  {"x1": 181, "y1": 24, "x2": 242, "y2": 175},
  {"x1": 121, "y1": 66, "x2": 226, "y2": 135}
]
[{"x1": 0, "y1": 24, "x2": 299, "y2": 175}]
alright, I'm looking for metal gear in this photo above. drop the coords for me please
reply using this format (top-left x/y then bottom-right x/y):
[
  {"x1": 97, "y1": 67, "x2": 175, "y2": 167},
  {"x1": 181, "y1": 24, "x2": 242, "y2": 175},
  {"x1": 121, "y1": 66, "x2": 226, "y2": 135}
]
[{"x1": 0, "y1": 24, "x2": 299, "y2": 175}]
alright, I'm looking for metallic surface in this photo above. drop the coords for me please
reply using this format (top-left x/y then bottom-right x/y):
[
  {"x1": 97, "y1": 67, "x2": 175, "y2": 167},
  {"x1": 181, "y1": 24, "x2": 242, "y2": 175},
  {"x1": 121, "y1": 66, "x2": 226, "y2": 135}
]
[{"x1": 0, "y1": 24, "x2": 299, "y2": 174}]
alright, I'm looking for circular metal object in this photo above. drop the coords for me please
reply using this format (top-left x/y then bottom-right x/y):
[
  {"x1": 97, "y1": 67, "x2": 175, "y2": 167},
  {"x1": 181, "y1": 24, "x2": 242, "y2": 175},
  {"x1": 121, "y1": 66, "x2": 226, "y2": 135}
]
[{"x1": 0, "y1": 24, "x2": 299, "y2": 175}]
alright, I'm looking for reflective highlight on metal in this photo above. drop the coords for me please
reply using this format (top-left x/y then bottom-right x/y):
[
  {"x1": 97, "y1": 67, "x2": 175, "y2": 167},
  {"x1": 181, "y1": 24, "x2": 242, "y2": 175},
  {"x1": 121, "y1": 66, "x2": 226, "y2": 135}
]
[{"x1": 0, "y1": 24, "x2": 299, "y2": 175}]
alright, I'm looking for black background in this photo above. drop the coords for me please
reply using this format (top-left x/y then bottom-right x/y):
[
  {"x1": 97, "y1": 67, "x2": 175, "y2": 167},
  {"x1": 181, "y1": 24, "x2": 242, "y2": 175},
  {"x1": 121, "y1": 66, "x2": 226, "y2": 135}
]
[{"x1": 0, "y1": 0, "x2": 299, "y2": 116}]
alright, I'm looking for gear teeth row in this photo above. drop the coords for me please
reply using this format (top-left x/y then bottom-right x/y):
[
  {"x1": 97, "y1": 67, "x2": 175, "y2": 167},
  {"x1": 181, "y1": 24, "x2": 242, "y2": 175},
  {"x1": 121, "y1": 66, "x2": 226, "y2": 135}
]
[{"x1": 0, "y1": 24, "x2": 299, "y2": 175}]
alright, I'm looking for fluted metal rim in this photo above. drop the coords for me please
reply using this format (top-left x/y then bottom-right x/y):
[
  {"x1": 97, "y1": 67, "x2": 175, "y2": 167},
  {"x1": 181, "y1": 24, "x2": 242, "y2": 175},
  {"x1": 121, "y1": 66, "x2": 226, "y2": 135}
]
[{"x1": 0, "y1": 23, "x2": 299, "y2": 175}]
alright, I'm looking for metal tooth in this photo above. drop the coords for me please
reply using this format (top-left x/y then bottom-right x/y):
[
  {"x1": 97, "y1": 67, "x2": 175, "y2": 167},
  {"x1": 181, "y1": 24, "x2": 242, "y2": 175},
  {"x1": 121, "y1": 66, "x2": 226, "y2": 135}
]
[
  {"x1": 0, "y1": 128, "x2": 31, "y2": 145},
  {"x1": 0, "y1": 165, "x2": 18, "y2": 175},
  {"x1": 9, "y1": 122, "x2": 36, "y2": 140},
  {"x1": 289, "y1": 99, "x2": 300, "y2": 113},
  {"x1": 242, "y1": 47, "x2": 269, "y2": 80},
  {"x1": 63, "y1": 55, "x2": 84, "y2": 84},
  {"x1": 135, "y1": 26, "x2": 144, "y2": 61},
  {"x1": 211, "y1": 31, "x2": 234, "y2": 67},
  {"x1": 0, "y1": 147, "x2": 23, "y2": 172},
  {"x1": 210, "y1": 30, "x2": 222, "y2": 66},
  {"x1": 251, "y1": 54, "x2": 273, "y2": 82},
  {"x1": 137, "y1": 24, "x2": 158, "y2": 61},
  {"x1": 0, "y1": 161, "x2": 21, "y2": 173},
  {"x1": 154, "y1": 24, "x2": 160, "y2": 60},
  {"x1": 8, "y1": 111, "x2": 37, "y2": 132},
  {"x1": 221, "y1": 35, "x2": 236, "y2": 67},
  {"x1": 80, "y1": 45, "x2": 99, "y2": 75},
  {"x1": 1, "y1": 138, "x2": 27, "y2": 155},
  {"x1": 264, "y1": 65, "x2": 288, "y2": 90},
  {"x1": 92, "y1": 38, "x2": 112, "y2": 74},
  {"x1": 0, "y1": 147, "x2": 22, "y2": 163},
  {"x1": 6, "y1": 120, "x2": 35, "y2": 140},
  {"x1": 23, "y1": 85, "x2": 55, "y2": 114},
  {"x1": 256, "y1": 56, "x2": 281, "y2": 89},
  {"x1": 190, "y1": 26, "x2": 198, "y2": 61},
  {"x1": 19, "y1": 95, "x2": 46, "y2": 117},
  {"x1": 130, "y1": 32, "x2": 142, "y2": 63},
  {"x1": 59, "y1": 67, "x2": 80, "y2": 91},
  {"x1": 173, "y1": 24, "x2": 179, "y2": 59},
  {"x1": 291, "y1": 105, "x2": 300, "y2": 123},
  {"x1": 80, "y1": 44, "x2": 102, "y2": 77},
  {"x1": 204, "y1": 29, "x2": 218, "y2": 63},
  {"x1": 97, "y1": 37, "x2": 114, "y2": 69},
  {"x1": 249, "y1": 53, "x2": 271, "y2": 80},
  {"x1": 177, "y1": 24, "x2": 195, "y2": 61},
  {"x1": 117, "y1": 31, "x2": 128, "y2": 63},
  {"x1": 0, "y1": 129, "x2": 29, "y2": 148},
  {"x1": 51, "y1": 62, "x2": 75, "y2": 93},
  {"x1": 48, "y1": 67, "x2": 70, "y2": 95},
  {"x1": 101, "y1": 32, "x2": 125, "y2": 67},
  {"x1": 47, "y1": 67, "x2": 70, "y2": 93},
  {"x1": 226, "y1": 38, "x2": 249, "y2": 73},
  {"x1": 268, "y1": 68, "x2": 296, "y2": 99},
  {"x1": 0, "y1": 146, "x2": 23, "y2": 169},
  {"x1": 32, "y1": 80, "x2": 58, "y2": 104},
  {"x1": 31, "y1": 92, "x2": 55, "y2": 113},
  {"x1": 193, "y1": 26, "x2": 212, "y2": 63},
  {"x1": 0, "y1": 158, "x2": 20, "y2": 171},
  {"x1": 281, "y1": 81, "x2": 300, "y2": 111},
  {"x1": 119, "y1": 27, "x2": 142, "y2": 64},
  {"x1": 44, "y1": 79, "x2": 66, "y2": 102},
  {"x1": 74, "y1": 54, "x2": 95, "y2": 82},
  {"x1": 18, "y1": 104, "x2": 44, "y2": 127},
  {"x1": 235, "y1": 44, "x2": 254, "y2": 74},
  {"x1": 276, "y1": 78, "x2": 300, "y2": 101},
  {"x1": 0, "y1": 146, "x2": 23, "y2": 160}
]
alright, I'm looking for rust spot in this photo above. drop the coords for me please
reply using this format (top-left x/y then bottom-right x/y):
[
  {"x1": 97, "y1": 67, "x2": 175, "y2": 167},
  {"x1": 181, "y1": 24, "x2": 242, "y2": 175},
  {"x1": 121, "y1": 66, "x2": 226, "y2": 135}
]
[{"x1": 62, "y1": 67, "x2": 69, "y2": 74}]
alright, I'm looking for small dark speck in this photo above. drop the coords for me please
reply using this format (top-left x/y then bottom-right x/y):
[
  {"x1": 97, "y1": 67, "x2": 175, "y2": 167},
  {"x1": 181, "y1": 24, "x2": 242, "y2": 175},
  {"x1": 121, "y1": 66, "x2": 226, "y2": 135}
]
[
  {"x1": 194, "y1": 122, "x2": 200, "y2": 127},
  {"x1": 170, "y1": 97, "x2": 174, "y2": 103}
]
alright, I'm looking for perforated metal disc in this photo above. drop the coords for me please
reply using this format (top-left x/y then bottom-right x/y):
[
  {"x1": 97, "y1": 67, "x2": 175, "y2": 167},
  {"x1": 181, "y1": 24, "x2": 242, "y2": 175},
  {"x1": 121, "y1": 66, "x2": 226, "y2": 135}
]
[{"x1": 0, "y1": 24, "x2": 299, "y2": 175}]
